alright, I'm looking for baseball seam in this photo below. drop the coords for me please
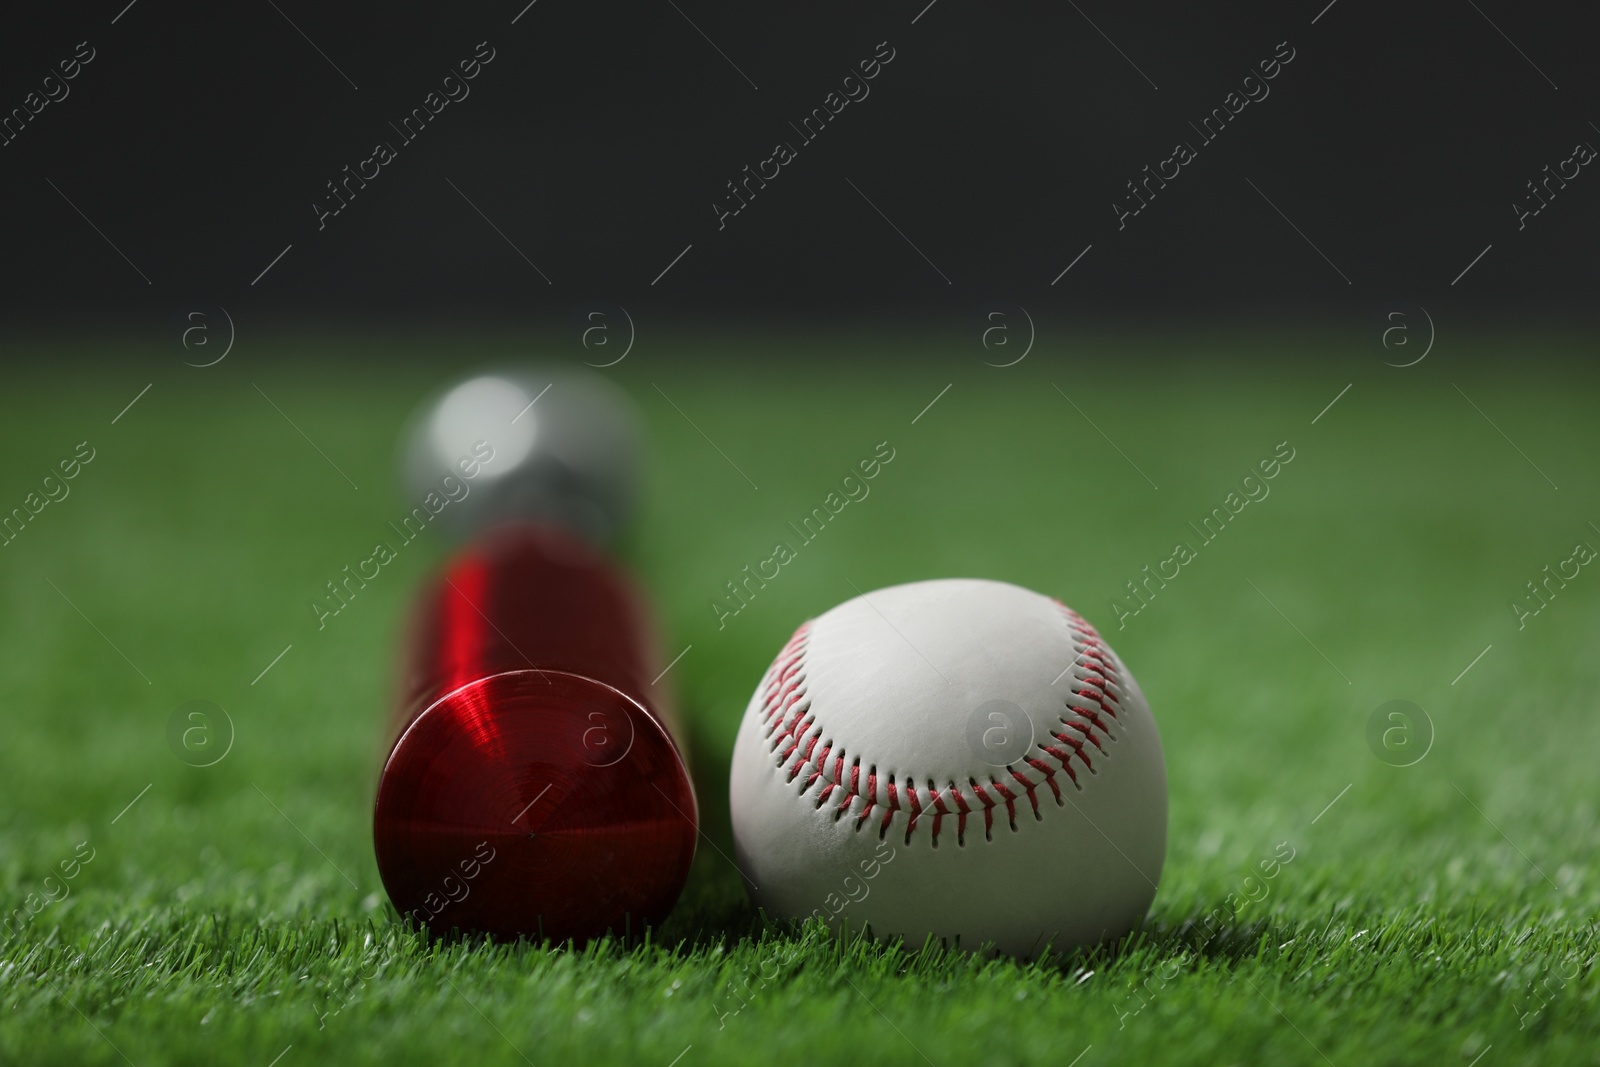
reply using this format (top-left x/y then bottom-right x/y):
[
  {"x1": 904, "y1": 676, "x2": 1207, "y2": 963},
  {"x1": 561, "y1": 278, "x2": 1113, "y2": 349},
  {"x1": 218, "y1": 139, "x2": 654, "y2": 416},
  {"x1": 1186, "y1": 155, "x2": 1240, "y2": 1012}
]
[{"x1": 755, "y1": 603, "x2": 1125, "y2": 849}]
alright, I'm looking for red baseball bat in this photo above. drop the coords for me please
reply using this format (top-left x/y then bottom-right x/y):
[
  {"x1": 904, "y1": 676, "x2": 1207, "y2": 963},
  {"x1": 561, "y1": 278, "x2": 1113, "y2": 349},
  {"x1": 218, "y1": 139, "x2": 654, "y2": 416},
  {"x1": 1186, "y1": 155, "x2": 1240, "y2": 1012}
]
[{"x1": 373, "y1": 522, "x2": 697, "y2": 943}]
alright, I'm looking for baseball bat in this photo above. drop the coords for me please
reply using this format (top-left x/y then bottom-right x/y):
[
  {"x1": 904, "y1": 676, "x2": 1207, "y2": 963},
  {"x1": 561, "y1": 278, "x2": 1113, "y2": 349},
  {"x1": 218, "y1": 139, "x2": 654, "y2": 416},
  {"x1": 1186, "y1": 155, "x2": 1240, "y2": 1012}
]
[{"x1": 372, "y1": 521, "x2": 697, "y2": 943}]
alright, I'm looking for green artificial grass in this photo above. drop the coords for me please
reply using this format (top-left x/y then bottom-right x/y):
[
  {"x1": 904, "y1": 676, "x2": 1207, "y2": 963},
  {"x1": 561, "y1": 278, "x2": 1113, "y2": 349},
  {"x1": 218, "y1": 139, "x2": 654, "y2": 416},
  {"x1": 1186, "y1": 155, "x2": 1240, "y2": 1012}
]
[{"x1": 0, "y1": 330, "x2": 1595, "y2": 1065}]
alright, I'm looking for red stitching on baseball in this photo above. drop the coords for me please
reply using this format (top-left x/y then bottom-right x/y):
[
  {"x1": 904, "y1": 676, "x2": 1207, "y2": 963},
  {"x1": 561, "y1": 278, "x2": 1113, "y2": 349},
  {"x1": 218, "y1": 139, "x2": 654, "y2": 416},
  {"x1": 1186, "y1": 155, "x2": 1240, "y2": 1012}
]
[{"x1": 755, "y1": 606, "x2": 1125, "y2": 847}]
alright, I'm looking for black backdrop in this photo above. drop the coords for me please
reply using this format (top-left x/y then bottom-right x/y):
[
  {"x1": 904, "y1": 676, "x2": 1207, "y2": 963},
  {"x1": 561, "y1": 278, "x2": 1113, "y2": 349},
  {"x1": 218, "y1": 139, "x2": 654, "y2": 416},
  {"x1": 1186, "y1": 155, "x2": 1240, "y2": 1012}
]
[{"x1": 1, "y1": 0, "x2": 1595, "y2": 324}]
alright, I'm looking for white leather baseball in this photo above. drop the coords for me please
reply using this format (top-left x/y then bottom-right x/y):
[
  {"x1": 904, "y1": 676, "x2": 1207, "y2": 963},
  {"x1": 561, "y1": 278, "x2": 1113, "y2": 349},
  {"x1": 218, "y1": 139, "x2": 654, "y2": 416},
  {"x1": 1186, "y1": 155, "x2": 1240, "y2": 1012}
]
[{"x1": 729, "y1": 578, "x2": 1167, "y2": 956}]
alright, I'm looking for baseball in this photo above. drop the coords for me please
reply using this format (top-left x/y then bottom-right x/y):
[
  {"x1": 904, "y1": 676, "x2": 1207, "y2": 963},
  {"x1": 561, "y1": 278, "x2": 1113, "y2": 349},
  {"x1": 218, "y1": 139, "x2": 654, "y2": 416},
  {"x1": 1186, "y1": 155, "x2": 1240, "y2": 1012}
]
[{"x1": 729, "y1": 578, "x2": 1167, "y2": 956}]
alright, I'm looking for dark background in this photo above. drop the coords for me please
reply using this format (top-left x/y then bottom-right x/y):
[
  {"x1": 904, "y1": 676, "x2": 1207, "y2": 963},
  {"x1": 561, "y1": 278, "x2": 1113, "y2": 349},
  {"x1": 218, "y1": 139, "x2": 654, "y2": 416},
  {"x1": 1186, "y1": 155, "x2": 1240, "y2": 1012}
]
[{"x1": 1, "y1": 0, "x2": 1595, "y2": 326}]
